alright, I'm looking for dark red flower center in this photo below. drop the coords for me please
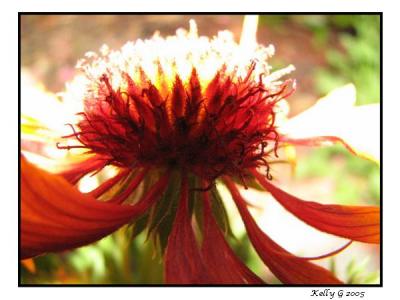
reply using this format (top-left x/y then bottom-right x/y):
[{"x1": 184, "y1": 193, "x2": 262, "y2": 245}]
[{"x1": 58, "y1": 62, "x2": 293, "y2": 184}]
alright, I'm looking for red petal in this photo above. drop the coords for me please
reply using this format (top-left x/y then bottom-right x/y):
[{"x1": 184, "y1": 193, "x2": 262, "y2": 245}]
[
  {"x1": 204, "y1": 71, "x2": 222, "y2": 114},
  {"x1": 143, "y1": 82, "x2": 163, "y2": 107},
  {"x1": 57, "y1": 155, "x2": 109, "y2": 184},
  {"x1": 252, "y1": 170, "x2": 380, "y2": 244},
  {"x1": 164, "y1": 175, "x2": 208, "y2": 284},
  {"x1": 201, "y1": 191, "x2": 264, "y2": 284},
  {"x1": 281, "y1": 135, "x2": 357, "y2": 155},
  {"x1": 171, "y1": 75, "x2": 186, "y2": 119},
  {"x1": 301, "y1": 241, "x2": 352, "y2": 261},
  {"x1": 21, "y1": 156, "x2": 168, "y2": 259},
  {"x1": 224, "y1": 177, "x2": 342, "y2": 284},
  {"x1": 87, "y1": 168, "x2": 130, "y2": 198},
  {"x1": 107, "y1": 168, "x2": 148, "y2": 204},
  {"x1": 189, "y1": 68, "x2": 202, "y2": 108}
]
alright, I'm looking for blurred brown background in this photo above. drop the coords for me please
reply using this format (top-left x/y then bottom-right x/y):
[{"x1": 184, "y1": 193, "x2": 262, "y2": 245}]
[{"x1": 21, "y1": 15, "x2": 350, "y2": 116}]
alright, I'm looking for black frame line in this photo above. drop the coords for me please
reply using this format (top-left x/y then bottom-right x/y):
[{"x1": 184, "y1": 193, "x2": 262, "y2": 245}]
[{"x1": 18, "y1": 12, "x2": 383, "y2": 288}]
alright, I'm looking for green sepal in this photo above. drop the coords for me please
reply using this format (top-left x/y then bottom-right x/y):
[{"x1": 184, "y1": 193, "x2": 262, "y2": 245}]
[
  {"x1": 190, "y1": 180, "x2": 235, "y2": 240},
  {"x1": 209, "y1": 186, "x2": 235, "y2": 238},
  {"x1": 231, "y1": 174, "x2": 264, "y2": 191},
  {"x1": 188, "y1": 173, "x2": 199, "y2": 215},
  {"x1": 146, "y1": 171, "x2": 181, "y2": 254},
  {"x1": 125, "y1": 169, "x2": 165, "y2": 238},
  {"x1": 193, "y1": 188, "x2": 204, "y2": 238},
  {"x1": 130, "y1": 213, "x2": 150, "y2": 239},
  {"x1": 99, "y1": 168, "x2": 139, "y2": 202}
]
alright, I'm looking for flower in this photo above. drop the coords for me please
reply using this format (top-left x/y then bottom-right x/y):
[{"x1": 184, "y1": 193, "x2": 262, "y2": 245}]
[{"x1": 20, "y1": 17, "x2": 380, "y2": 284}]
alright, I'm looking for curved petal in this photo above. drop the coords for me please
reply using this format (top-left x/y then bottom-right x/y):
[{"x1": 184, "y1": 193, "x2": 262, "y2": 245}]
[
  {"x1": 87, "y1": 168, "x2": 130, "y2": 198},
  {"x1": 201, "y1": 191, "x2": 265, "y2": 284},
  {"x1": 57, "y1": 155, "x2": 110, "y2": 184},
  {"x1": 20, "y1": 156, "x2": 168, "y2": 259},
  {"x1": 224, "y1": 177, "x2": 342, "y2": 284},
  {"x1": 280, "y1": 135, "x2": 357, "y2": 155},
  {"x1": 301, "y1": 241, "x2": 352, "y2": 261},
  {"x1": 252, "y1": 170, "x2": 380, "y2": 244},
  {"x1": 164, "y1": 175, "x2": 209, "y2": 284},
  {"x1": 107, "y1": 168, "x2": 148, "y2": 204}
]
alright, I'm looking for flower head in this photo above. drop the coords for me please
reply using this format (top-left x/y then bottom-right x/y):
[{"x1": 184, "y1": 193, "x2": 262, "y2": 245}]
[
  {"x1": 21, "y1": 17, "x2": 380, "y2": 285},
  {"x1": 59, "y1": 19, "x2": 294, "y2": 184}
]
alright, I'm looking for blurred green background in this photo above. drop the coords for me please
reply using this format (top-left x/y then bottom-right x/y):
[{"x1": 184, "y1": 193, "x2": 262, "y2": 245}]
[{"x1": 20, "y1": 14, "x2": 380, "y2": 284}]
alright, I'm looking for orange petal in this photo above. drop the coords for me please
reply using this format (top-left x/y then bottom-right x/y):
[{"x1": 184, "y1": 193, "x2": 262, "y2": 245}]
[
  {"x1": 164, "y1": 175, "x2": 208, "y2": 284},
  {"x1": 201, "y1": 191, "x2": 264, "y2": 284},
  {"x1": 252, "y1": 170, "x2": 380, "y2": 244},
  {"x1": 20, "y1": 155, "x2": 168, "y2": 259},
  {"x1": 224, "y1": 177, "x2": 342, "y2": 284},
  {"x1": 21, "y1": 258, "x2": 36, "y2": 273}
]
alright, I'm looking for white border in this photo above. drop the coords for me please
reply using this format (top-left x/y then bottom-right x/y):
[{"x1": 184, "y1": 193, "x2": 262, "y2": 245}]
[{"x1": 3, "y1": 1, "x2": 397, "y2": 300}]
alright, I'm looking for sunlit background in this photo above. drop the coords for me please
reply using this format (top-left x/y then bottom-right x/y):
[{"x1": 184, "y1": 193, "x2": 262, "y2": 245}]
[{"x1": 20, "y1": 15, "x2": 380, "y2": 284}]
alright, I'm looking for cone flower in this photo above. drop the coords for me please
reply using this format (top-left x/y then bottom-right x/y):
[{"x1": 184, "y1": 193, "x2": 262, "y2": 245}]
[{"x1": 20, "y1": 18, "x2": 380, "y2": 284}]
